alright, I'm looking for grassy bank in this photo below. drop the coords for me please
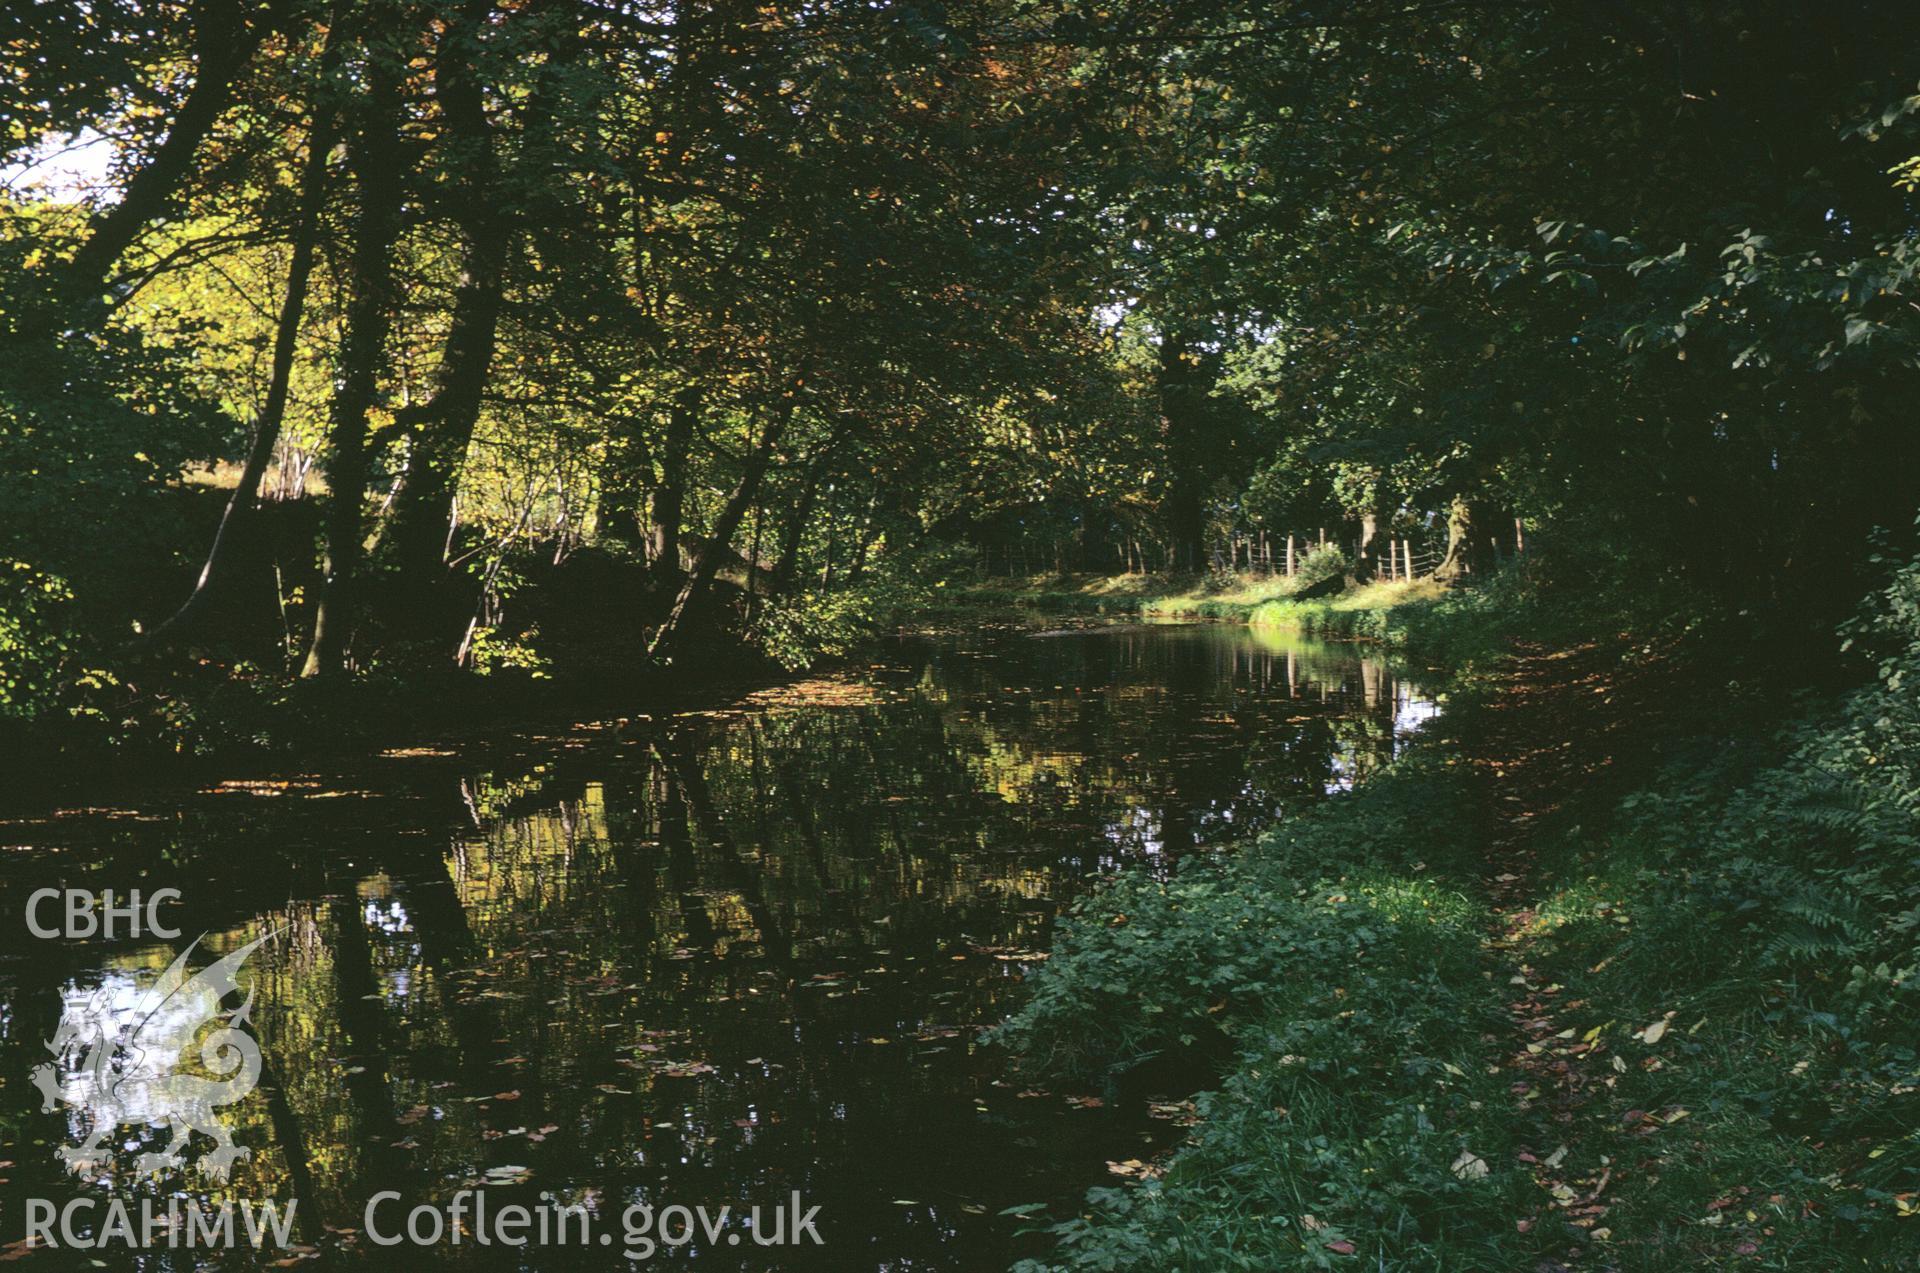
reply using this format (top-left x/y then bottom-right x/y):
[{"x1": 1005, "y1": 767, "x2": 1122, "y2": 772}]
[
  {"x1": 956, "y1": 570, "x2": 1302, "y2": 621},
  {"x1": 992, "y1": 546, "x2": 1920, "y2": 1270},
  {"x1": 995, "y1": 738, "x2": 1534, "y2": 1268},
  {"x1": 954, "y1": 568, "x2": 1516, "y2": 671},
  {"x1": 956, "y1": 570, "x2": 1437, "y2": 625}
]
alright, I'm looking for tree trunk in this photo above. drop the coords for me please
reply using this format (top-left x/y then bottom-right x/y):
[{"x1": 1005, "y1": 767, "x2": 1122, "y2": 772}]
[
  {"x1": 771, "y1": 457, "x2": 825, "y2": 593},
  {"x1": 61, "y1": 0, "x2": 270, "y2": 301},
  {"x1": 648, "y1": 407, "x2": 789, "y2": 660},
  {"x1": 819, "y1": 493, "x2": 839, "y2": 588},
  {"x1": 596, "y1": 419, "x2": 652, "y2": 552},
  {"x1": 387, "y1": 1, "x2": 511, "y2": 594},
  {"x1": 1433, "y1": 495, "x2": 1495, "y2": 582},
  {"x1": 144, "y1": 19, "x2": 342, "y2": 644},
  {"x1": 847, "y1": 491, "x2": 880, "y2": 581},
  {"x1": 300, "y1": 59, "x2": 408, "y2": 679},
  {"x1": 1157, "y1": 334, "x2": 1207, "y2": 572},
  {"x1": 745, "y1": 495, "x2": 765, "y2": 607},
  {"x1": 1354, "y1": 507, "x2": 1387, "y2": 581},
  {"x1": 647, "y1": 387, "x2": 699, "y2": 585}
]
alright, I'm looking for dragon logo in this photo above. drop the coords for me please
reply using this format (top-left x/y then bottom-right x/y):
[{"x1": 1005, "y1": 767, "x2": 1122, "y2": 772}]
[{"x1": 30, "y1": 931, "x2": 275, "y2": 1181}]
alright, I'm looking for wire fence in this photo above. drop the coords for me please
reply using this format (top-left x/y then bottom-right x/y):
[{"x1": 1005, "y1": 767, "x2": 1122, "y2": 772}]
[
  {"x1": 973, "y1": 521, "x2": 1486, "y2": 580},
  {"x1": 1208, "y1": 527, "x2": 1451, "y2": 581}
]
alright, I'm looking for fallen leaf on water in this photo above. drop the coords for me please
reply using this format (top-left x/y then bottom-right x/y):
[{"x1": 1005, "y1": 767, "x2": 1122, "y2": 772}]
[{"x1": 657, "y1": 1061, "x2": 716, "y2": 1079}]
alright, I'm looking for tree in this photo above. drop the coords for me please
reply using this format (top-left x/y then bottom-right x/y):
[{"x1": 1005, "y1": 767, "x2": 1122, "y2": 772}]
[{"x1": 300, "y1": 14, "x2": 409, "y2": 678}]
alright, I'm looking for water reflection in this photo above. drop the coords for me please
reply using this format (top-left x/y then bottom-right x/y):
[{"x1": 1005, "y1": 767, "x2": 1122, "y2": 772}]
[{"x1": 0, "y1": 624, "x2": 1434, "y2": 1269}]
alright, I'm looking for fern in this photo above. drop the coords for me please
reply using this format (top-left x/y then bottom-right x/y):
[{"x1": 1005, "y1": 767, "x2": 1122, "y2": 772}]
[{"x1": 1762, "y1": 886, "x2": 1873, "y2": 969}]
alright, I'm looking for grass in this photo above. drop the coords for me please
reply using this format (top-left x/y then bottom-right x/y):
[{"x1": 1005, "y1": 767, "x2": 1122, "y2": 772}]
[
  {"x1": 956, "y1": 570, "x2": 1446, "y2": 627},
  {"x1": 1134, "y1": 572, "x2": 1315, "y2": 619},
  {"x1": 1497, "y1": 710, "x2": 1920, "y2": 1269},
  {"x1": 1247, "y1": 578, "x2": 1446, "y2": 634},
  {"x1": 994, "y1": 724, "x2": 1546, "y2": 1270},
  {"x1": 955, "y1": 570, "x2": 1302, "y2": 620}
]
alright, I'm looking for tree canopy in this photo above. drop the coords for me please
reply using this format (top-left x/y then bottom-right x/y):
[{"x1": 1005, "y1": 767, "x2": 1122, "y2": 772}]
[{"x1": 3, "y1": 0, "x2": 1918, "y2": 721}]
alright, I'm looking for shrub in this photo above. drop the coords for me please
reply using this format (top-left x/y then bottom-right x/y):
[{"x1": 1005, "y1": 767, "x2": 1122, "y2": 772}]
[
  {"x1": 0, "y1": 560, "x2": 115, "y2": 723},
  {"x1": 754, "y1": 543, "x2": 977, "y2": 670},
  {"x1": 1294, "y1": 543, "x2": 1349, "y2": 590}
]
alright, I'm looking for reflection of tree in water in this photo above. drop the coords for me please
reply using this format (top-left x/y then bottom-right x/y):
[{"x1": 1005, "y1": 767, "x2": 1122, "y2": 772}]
[{"x1": 0, "y1": 625, "x2": 1439, "y2": 1270}]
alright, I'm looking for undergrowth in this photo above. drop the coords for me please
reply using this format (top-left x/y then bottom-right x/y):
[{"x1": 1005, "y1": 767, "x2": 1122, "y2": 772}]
[
  {"x1": 1505, "y1": 539, "x2": 1920, "y2": 1269},
  {"x1": 993, "y1": 753, "x2": 1545, "y2": 1269},
  {"x1": 994, "y1": 532, "x2": 1920, "y2": 1270}
]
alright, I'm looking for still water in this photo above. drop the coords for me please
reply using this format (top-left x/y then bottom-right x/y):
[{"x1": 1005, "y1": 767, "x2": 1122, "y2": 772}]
[{"x1": 0, "y1": 622, "x2": 1436, "y2": 1269}]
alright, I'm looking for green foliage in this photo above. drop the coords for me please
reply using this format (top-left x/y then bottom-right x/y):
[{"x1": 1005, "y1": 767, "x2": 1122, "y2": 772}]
[
  {"x1": 1576, "y1": 534, "x2": 1920, "y2": 997},
  {"x1": 1485, "y1": 538, "x2": 1920, "y2": 1265},
  {"x1": 996, "y1": 757, "x2": 1491, "y2": 1081},
  {"x1": 1292, "y1": 544, "x2": 1348, "y2": 591},
  {"x1": 995, "y1": 549, "x2": 1920, "y2": 1269},
  {"x1": 0, "y1": 560, "x2": 113, "y2": 721},
  {"x1": 987, "y1": 585, "x2": 1541, "y2": 1269},
  {"x1": 996, "y1": 754, "x2": 1539, "y2": 1269},
  {"x1": 755, "y1": 582, "x2": 920, "y2": 671},
  {"x1": 5, "y1": 0, "x2": 1912, "y2": 748},
  {"x1": 465, "y1": 624, "x2": 552, "y2": 679},
  {"x1": 754, "y1": 545, "x2": 977, "y2": 671},
  {"x1": 1247, "y1": 581, "x2": 1457, "y2": 654}
]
